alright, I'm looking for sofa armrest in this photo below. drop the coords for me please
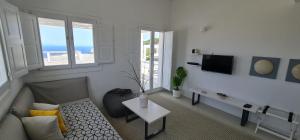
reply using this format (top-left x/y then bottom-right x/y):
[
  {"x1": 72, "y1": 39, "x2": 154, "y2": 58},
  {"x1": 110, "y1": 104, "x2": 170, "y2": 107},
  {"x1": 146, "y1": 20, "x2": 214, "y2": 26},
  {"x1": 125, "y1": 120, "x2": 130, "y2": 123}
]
[{"x1": 0, "y1": 114, "x2": 29, "y2": 140}]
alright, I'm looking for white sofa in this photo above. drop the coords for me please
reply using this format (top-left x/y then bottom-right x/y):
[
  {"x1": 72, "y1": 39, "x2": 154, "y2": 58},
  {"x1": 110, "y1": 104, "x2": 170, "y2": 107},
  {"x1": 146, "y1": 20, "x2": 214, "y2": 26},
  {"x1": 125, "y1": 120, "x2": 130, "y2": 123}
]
[{"x1": 0, "y1": 77, "x2": 122, "y2": 140}]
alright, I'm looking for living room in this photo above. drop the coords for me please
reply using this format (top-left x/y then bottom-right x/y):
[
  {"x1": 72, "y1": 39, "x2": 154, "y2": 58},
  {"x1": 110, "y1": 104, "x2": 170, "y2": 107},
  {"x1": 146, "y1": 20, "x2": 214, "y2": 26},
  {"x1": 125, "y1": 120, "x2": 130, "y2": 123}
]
[{"x1": 0, "y1": 0, "x2": 300, "y2": 140}]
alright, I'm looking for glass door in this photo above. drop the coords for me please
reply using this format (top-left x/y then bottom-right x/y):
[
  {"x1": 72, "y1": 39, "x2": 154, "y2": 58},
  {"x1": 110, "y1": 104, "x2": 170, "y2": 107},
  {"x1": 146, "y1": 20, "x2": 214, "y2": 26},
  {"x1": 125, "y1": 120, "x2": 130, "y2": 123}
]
[
  {"x1": 140, "y1": 30, "x2": 164, "y2": 91},
  {"x1": 153, "y1": 32, "x2": 163, "y2": 89},
  {"x1": 140, "y1": 30, "x2": 151, "y2": 91}
]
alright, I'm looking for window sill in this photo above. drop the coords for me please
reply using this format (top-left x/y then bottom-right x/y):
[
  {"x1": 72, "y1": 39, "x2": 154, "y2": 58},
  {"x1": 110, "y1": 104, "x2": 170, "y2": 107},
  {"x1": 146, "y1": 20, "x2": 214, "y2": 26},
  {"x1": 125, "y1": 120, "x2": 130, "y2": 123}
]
[
  {"x1": 28, "y1": 65, "x2": 103, "y2": 78},
  {"x1": 39, "y1": 63, "x2": 100, "y2": 71}
]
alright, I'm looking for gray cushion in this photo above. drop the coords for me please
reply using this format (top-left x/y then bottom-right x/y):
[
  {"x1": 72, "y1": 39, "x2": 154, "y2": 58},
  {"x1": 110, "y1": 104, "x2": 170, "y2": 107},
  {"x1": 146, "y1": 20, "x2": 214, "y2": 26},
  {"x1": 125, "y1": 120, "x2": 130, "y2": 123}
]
[
  {"x1": 22, "y1": 116, "x2": 64, "y2": 140},
  {"x1": 11, "y1": 87, "x2": 34, "y2": 118},
  {"x1": 0, "y1": 88, "x2": 16, "y2": 123},
  {"x1": 0, "y1": 114, "x2": 29, "y2": 140},
  {"x1": 27, "y1": 77, "x2": 89, "y2": 104}
]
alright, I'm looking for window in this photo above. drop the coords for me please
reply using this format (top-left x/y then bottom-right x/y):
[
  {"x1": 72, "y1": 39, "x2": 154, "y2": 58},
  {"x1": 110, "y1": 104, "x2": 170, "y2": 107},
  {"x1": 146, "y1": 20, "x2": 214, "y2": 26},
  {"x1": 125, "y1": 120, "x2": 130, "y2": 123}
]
[
  {"x1": 37, "y1": 14, "x2": 98, "y2": 68},
  {"x1": 38, "y1": 17, "x2": 69, "y2": 66},
  {"x1": 0, "y1": 39, "x2": 8, "y2": 88},
  {"x1": 72, "y1": 22, "x2": 95, "y2": 64}
]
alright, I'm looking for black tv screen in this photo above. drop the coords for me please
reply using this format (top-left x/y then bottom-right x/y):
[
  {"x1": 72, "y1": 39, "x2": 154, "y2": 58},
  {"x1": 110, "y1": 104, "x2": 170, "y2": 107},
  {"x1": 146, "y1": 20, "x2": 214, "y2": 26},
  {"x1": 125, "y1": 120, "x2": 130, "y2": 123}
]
[{"x1": 201, "y1": 55, "x2": 234, "y2": 74}]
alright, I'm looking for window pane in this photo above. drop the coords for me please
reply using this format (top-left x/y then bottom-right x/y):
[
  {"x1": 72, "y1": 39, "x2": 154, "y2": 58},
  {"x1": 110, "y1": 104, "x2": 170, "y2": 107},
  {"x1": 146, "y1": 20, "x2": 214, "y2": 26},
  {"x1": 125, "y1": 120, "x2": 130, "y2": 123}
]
[
  {"x1": 153, "y1": 32, "x2": 163, "y2": 89},
  {"x1": 140, "y1": 30, "x2": 151, "y2": 91},
  {"x1": 72, "y1": 22, "x2": 95, "y2": 64},
  {"x1": 0, "y1": 41, "x2": 8, "y2": 87},
  {"x1": 38, "y1": 17, "x2": 69, "y2": 66}
]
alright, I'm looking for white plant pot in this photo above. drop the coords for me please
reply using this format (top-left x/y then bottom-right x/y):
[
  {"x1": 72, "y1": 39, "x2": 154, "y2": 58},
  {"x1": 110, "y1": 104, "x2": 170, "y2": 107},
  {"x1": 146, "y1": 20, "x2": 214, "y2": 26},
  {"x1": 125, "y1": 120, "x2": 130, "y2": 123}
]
[
  {"x1": 139, "y1": 93, "x2": 148, "y2": 108},
  {"x1": 173, "y1": 90, "x2": 181, "y2": 98}
]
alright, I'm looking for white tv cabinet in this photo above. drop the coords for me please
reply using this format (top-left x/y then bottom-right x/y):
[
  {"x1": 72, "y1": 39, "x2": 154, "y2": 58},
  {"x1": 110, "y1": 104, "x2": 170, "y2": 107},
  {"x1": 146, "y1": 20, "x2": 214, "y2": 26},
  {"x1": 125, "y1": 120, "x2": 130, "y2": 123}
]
[{"x1": 190, "y1": 88, "x2": 260, "y2": 126}]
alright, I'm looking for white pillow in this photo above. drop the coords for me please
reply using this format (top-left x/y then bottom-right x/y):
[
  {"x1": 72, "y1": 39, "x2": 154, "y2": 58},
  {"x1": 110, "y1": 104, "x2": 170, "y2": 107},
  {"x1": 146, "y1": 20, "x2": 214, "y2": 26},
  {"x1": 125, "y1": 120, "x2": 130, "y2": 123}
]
[
  {"x1": 32, "y1": 103, "x2": 59, "y2": 110},
  {"x1": 21, "y1": 116, "x2": 64, "y2": 140}
]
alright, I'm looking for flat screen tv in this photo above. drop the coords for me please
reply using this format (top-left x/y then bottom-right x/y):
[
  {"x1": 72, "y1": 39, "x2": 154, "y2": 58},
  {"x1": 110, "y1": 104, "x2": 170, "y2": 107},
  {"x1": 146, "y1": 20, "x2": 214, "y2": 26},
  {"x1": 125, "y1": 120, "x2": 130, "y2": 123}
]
[{"x1": 201, "y1": 54, "x2": 234, "y2": 74}]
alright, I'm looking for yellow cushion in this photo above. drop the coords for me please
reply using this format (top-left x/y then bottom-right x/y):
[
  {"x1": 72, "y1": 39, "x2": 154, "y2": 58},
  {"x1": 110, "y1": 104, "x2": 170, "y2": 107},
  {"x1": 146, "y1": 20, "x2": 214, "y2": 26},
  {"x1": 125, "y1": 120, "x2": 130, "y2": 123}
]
[{"x1": 30, "y1": 110, "x2": 67, "y2": 134}]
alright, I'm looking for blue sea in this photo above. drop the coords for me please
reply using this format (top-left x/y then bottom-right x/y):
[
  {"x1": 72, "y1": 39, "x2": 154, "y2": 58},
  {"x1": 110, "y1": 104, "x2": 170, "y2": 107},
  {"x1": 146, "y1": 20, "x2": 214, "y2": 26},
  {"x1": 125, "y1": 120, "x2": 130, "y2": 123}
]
[{"x1": 42, "y1": 45, "x2": 93, "y2": 58}]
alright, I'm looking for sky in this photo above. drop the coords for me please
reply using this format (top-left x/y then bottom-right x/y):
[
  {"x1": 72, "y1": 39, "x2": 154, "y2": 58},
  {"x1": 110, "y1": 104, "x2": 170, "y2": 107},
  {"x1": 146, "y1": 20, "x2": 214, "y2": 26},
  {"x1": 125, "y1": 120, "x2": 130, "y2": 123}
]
[
  {"x1": 142, "y1": 32, "x2": 160, "y2": 41},
  {"x1": 143, "y1": 33, "x2": 150, "y2": 41},
  {"x1": 40, "y1": 25, "x2": 93, "y2": 47}
]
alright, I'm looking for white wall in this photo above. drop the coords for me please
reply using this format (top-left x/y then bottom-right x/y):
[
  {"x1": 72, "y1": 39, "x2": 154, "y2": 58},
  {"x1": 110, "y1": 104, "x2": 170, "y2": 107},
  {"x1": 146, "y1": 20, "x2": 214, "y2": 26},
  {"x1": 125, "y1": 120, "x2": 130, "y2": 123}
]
[
  {"x1": 171, "y1": 0, "x2": 300, "y2": 136},
  {"x1": 4, "y1": 0, "x2": 300, "y2": 137},
  {"x1": 8, "y1": 0, "x2": 172, "y2": 107}
]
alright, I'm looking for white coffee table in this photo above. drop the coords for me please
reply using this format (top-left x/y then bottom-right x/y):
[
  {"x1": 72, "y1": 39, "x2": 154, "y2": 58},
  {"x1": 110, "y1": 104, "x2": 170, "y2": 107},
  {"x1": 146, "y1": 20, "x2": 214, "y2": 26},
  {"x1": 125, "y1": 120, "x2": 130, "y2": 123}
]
[{"x1": 122, "y1": 97, "x2": 170, "y2": 140}]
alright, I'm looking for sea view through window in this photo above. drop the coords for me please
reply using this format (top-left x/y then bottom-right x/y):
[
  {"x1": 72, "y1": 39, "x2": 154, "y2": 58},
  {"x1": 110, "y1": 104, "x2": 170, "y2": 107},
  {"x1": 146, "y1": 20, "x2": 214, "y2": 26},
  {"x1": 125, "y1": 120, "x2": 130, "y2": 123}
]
[{"x1": 38, "y1": 17, "x2": 95, "y2": 66}]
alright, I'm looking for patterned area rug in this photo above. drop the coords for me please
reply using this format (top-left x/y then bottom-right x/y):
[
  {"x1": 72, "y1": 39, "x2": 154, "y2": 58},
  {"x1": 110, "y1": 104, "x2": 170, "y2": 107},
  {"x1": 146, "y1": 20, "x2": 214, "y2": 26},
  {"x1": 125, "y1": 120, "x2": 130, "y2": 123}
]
[{"x1": 103, "y1": 93, "x2": 262, "y2": 140}]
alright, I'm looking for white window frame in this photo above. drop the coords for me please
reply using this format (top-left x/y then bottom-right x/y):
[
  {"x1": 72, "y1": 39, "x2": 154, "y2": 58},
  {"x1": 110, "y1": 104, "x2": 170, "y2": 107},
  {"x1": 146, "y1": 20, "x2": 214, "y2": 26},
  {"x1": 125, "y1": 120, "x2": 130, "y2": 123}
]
[
  {"x1": 0, "y1": 46, "x2": 9, "y2": 92},
  {"x1": 68, "y1": 17, "x2": 99, "y2": 68},
  {"x1": 0, "y1": 28, "x2": 9, "y2": 92},
  {"x1": 139, "y1": 26, "x2": 165, "y2": 91},
  {"x1": 35, "y1": 12, "x2": 100, "y2": 70}
]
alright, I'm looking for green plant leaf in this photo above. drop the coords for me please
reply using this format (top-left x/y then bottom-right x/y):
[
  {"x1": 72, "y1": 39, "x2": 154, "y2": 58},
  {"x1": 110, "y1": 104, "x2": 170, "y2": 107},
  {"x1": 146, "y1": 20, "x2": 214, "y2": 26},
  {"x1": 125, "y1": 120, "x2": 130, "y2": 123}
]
[{"x1": 172, "y1": 67, "x2": 187, "y2": 90}]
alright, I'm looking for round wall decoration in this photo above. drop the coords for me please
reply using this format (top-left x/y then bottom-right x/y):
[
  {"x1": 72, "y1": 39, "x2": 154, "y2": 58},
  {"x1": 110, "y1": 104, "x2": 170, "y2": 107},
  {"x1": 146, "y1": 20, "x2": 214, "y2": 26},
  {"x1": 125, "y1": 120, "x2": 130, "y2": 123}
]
[
  {"x1": 291, "y1": 64, "x2": 300, "y2": 80},
  {"x1": 250, "y1": 56, "x2": 280, "y2": 79},
  {"x1": 254, "y1": 60, "x2": 274, "y2": 75}
]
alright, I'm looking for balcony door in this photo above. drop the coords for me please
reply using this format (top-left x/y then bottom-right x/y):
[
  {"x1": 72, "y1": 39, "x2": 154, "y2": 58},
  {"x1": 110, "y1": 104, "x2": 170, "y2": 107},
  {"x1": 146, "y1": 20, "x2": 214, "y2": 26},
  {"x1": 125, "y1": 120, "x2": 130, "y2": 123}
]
[{"x1": 140, "y1": 30, "x2": 165, "y2": 91}]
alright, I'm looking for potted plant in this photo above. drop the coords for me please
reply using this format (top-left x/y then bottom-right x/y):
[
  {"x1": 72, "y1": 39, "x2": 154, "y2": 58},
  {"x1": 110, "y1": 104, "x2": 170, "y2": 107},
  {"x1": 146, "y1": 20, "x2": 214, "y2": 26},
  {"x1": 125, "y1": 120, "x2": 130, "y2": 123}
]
[
  {"x1": 122, "y1": 61, "x2": 148, "y2": 108},
  {"x1": 172, "y1": 67, "x2": 187, "y2": 98}
]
